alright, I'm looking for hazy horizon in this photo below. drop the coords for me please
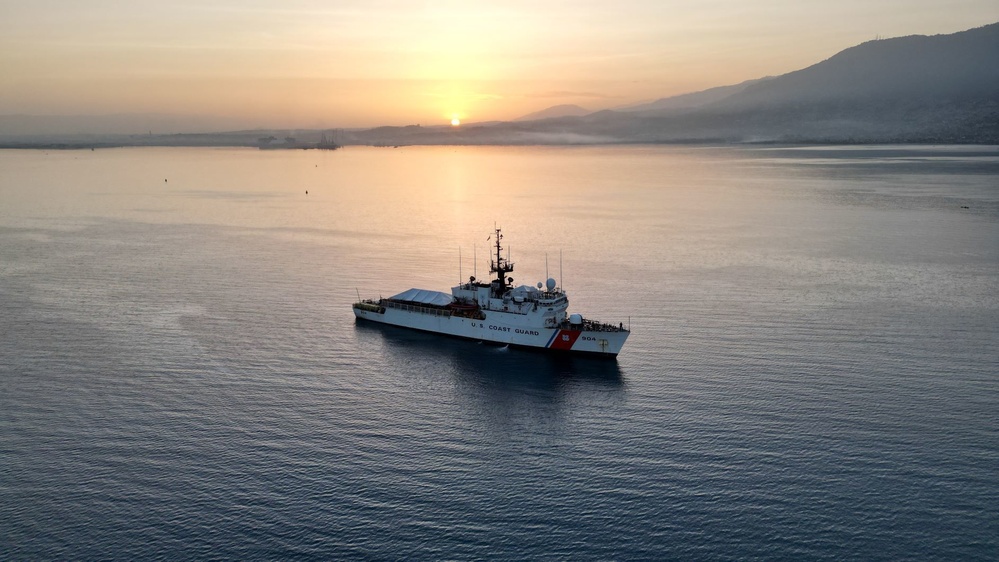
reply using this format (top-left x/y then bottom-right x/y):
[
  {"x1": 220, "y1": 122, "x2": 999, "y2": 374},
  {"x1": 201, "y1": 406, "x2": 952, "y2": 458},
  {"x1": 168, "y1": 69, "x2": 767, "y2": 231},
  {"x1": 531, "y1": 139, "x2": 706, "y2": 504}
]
[{"x1": 2, "y1": 1, "x2": 997, "y2": 133}]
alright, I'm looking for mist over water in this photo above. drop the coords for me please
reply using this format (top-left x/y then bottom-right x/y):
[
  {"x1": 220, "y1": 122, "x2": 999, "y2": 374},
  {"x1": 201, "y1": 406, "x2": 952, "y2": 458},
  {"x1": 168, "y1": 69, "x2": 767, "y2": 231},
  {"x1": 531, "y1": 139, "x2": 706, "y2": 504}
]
[{"x1": 2, "y1": 145, "x2": 997, "y2": 560}]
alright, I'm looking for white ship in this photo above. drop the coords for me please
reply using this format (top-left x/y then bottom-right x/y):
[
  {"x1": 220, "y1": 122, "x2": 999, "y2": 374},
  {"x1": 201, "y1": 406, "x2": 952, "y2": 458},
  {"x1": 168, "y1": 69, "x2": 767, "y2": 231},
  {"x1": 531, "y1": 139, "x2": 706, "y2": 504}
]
[{"x1": 353, "y1": 228, "x2": 630, "y2": 357}]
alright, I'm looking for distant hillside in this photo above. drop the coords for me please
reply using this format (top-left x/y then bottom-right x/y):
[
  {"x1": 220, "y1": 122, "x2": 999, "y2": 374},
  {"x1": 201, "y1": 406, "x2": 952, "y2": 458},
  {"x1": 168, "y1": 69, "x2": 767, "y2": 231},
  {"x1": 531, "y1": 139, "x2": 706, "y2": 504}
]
[
  {"x1": 4, "y1": 23, "x2": 997, "y2": 148},
  {"x1": 349, "y1": 22, "x2": 999, "y2": 145},
  {"x1": 484, "y1": 22, "x2": 999, "y2": 144},
  {"x1": 672, "y1": 22, "x2": 999, "y2": 143},
  {"x1": 616, "y1": 78, "x2": 770, "y2": 114},
  {"x1": 515, "y1": 104, "x2": 590, "y2": 121},
  {"x1": 715, "y1": 23, "x2": 999, "y2": 109}
]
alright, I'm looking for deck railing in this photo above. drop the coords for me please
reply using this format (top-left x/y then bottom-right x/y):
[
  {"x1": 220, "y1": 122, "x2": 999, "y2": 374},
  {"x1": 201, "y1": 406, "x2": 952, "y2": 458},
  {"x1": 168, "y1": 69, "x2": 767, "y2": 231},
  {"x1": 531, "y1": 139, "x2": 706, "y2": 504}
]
[
  {"x1": 558, "y1": 318, "x2": 629, "y2": 333},
  {"x1": 382, "y1": 299, "x2": 452, "y2": 317}
]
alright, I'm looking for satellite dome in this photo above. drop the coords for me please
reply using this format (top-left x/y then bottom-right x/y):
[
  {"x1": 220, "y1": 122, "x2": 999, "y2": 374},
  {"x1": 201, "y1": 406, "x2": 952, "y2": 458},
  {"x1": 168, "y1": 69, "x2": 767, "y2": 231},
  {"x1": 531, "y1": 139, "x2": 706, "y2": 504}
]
[
  {"x1": 537, "y1": 282, "x2": 543, "y2": 289},
  {"x1": 546, "y1": 278, "x2": 556, "y2": 291}
]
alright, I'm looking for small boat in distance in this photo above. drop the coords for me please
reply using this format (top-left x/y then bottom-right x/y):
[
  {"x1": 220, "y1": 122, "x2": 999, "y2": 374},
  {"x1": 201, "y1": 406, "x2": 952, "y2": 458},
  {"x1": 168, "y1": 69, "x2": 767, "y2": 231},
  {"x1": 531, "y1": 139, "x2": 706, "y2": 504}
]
[{"x1": 353, "y1": 227, "x2": 630, "y2": 357}]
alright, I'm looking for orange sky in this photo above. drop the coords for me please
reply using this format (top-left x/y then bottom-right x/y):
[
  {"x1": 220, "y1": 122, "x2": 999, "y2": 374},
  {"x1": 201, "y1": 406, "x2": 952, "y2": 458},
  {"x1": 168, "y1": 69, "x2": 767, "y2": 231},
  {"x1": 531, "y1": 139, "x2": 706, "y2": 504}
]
[{"x1": 1, "y1": 1, "x2": 996, "y2": 130}]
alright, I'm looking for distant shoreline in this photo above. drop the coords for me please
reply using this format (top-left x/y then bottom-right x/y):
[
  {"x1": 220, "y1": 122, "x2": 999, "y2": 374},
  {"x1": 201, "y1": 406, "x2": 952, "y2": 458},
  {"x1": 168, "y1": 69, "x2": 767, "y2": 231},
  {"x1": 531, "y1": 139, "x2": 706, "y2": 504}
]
[{"x1": 2, "y1": 139, "x2": 997, "y2": 150}]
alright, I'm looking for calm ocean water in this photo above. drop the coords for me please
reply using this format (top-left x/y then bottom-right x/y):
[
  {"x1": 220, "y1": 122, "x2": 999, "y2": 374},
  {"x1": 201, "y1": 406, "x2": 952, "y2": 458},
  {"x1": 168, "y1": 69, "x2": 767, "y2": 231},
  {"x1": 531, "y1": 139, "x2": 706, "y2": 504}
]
[{"x1": 2, "y1": 145, "x2": 997, "y2": 560}]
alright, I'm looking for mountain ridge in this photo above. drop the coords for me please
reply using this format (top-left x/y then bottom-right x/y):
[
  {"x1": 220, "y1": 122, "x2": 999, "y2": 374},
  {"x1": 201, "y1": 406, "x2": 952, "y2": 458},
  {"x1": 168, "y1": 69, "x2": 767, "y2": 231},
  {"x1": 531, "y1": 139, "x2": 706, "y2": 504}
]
[
  {"x1": 468, "y1": 22, "x2": 999, "y2": 144},
  {"x1": 713, "y1": 22, "x2": 999, "y2": 110},
  {"x1": 514, "y1": 104, "x2": 591, "y2": 121},
  {"x1": 3, "y1": 22, "x2": 997, "y2": 146}
]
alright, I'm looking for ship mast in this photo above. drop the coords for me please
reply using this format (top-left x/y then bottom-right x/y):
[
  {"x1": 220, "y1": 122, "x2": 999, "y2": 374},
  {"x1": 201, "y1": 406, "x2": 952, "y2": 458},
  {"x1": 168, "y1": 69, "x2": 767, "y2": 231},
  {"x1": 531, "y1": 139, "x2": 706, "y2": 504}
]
[{"x1": 490, "y1": 227, "x2": 514, "y2": 295}]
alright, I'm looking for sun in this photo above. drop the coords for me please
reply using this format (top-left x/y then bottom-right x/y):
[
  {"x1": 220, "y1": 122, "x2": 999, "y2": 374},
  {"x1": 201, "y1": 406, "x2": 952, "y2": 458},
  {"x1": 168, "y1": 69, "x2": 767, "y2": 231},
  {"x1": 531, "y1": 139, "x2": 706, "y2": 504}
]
[{"x1": 450, "y1": 114, "x2": 461, "y2": 126}]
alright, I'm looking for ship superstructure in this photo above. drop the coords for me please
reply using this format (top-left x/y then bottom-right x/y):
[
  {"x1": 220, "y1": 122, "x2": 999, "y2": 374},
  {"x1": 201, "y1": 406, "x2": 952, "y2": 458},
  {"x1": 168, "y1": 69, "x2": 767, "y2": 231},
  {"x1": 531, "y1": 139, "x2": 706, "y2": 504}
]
[{"x1": 353, "y1": 228, "x2": 629, "y2": 357}]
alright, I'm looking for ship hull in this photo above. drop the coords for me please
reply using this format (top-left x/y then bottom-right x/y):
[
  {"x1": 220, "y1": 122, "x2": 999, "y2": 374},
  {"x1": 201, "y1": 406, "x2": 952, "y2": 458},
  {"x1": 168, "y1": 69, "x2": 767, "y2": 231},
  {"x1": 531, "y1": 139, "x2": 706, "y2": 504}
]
[{"x1": 353, "y1": 305, "x2": 628, "y2": 357}]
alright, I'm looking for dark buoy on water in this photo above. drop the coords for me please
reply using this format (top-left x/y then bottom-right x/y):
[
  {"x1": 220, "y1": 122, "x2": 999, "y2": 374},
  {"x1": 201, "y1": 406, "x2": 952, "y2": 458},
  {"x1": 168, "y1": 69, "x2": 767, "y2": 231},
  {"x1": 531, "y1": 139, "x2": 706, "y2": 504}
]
[{"x1": 305, "y1": 190, "x2": 309, "y2": 195}]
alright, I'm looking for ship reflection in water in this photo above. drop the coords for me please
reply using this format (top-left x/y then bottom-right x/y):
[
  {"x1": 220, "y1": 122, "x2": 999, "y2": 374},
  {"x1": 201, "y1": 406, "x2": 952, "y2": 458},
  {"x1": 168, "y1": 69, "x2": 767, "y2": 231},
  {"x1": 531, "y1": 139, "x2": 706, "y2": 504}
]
[{"x1": 353, "y1": 320, "x2": 624, "y2": 390}]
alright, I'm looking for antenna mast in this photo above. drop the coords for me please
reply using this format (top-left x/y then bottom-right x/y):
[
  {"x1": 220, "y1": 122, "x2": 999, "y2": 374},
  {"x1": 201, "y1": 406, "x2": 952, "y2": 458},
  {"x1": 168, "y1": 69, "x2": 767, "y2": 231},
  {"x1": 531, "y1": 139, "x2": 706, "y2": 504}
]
[{"x1": 489, "y1": 226, "x2": 514, "y2": 294}]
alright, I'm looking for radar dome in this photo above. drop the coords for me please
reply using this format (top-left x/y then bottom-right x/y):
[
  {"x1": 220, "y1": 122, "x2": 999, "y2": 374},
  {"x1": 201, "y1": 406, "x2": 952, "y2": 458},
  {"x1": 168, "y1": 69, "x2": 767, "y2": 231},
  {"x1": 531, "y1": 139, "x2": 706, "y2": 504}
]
[
  {"x1": 546, "y1": 278, "x2": 556, "y2": 291},
  {"x1": 537, "y1": 282, "x2": 543, "y2": 289},
  {"x1": 569, "y1": 313, "x2": 583, "y2": 324}
]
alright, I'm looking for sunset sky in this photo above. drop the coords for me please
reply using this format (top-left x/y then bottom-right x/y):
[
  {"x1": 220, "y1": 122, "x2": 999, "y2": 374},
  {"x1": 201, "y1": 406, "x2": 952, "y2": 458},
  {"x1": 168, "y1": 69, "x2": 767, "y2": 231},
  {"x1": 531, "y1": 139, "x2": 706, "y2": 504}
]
[{"x1": 1, "y1": 1, "x2": 996, "y2": 130}]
